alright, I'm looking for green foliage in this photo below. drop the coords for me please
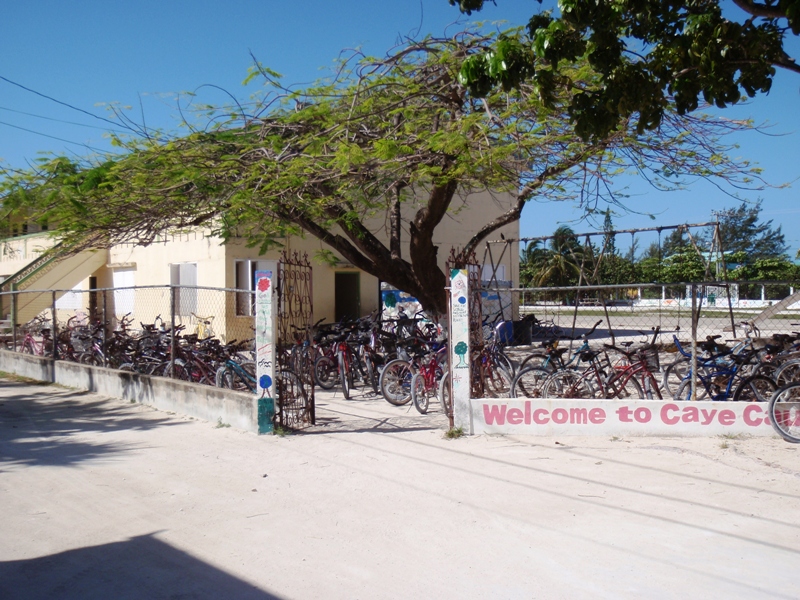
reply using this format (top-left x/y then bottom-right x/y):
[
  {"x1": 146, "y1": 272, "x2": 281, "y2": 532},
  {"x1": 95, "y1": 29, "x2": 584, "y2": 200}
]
[
  {"x1": 519, "y1": 226, "x2": 583, "y2": 288},
  {"x1": 450, "y1": 0, "x2": 800, "y2": 140},
  {"x1": 0, "y1": 30, "x2": 764, "y2": 313},
  {"x1": 444, "y1": 426, "x2": 465, "y2": 439},
  {"x1": 716, "y1": 201, "x2": 787, "y2": 261},
  {"x1": 521, "y1": 200, "x2": 794, "y2": 289}
]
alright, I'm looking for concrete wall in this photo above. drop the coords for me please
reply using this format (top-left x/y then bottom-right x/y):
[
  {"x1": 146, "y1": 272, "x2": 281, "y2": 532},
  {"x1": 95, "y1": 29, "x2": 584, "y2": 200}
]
[
  {"x1": 470, "y1": 398, "x2": 779, "y2": 437},
  {"x1": 0, "y1": 350, "x2": 258, "y2": 433}
]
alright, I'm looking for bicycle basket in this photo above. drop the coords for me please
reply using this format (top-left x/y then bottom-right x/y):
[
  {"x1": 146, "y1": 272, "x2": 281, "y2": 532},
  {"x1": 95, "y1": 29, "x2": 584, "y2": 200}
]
[{"x1": 640, "y1": 346, "x2": 660, "y2": 371}]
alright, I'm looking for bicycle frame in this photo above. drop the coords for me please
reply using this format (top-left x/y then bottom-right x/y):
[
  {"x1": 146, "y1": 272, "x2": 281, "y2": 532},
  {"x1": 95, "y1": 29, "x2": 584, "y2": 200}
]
[{"x1": 608, "y1": 359, "x2": 662, "y2": 399}]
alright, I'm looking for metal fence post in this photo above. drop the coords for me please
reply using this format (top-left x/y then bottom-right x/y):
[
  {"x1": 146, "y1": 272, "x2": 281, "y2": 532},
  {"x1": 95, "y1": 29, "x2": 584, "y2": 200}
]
[
  {"x1": 102, "y1": 289, "x2": 108, "y2": 367},
  {"x1": 51, "y1": 290, "x2": 58, "y2": 360},
  {"x1": 11, "y1": 288, "x2": 17, "y2": 352},
  {"x1": 170, "y1": 285, "x2": 177, "y2": 379}
]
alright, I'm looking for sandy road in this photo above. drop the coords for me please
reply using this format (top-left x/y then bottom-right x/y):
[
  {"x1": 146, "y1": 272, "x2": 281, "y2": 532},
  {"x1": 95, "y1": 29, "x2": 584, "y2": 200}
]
[{"x1": 1, "y1": 378, "x2": 799, "y2": 599}]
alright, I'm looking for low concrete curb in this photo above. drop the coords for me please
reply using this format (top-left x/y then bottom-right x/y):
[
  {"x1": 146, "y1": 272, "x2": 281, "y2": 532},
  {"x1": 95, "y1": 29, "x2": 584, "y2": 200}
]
[{"x1": 0, "y1": 350, "x2": 257, "y2": 433}]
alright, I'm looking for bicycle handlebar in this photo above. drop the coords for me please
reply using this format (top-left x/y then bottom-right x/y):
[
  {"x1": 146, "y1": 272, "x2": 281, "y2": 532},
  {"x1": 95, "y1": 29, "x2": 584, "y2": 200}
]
[{"x1": 583, "y1": 320, "x2": 603, "y2": 340}]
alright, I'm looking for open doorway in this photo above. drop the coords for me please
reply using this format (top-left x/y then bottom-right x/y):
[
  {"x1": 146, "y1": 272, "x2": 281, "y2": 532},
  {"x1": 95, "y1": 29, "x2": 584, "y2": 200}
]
[{"x1": 335, "y1": 272, "x2": 360, "y2": 321}]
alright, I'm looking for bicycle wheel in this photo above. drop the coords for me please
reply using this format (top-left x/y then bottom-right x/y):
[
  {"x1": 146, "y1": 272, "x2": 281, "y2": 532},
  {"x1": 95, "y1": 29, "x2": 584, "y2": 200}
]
[
  {"x1": 439, "y1": 371, "x2": 451, "y2": 416},
  {"x1": 774, "y1": 359, "x2": 800, "y2": 386},
  {"x1": 494, "y1": 351, "x2": 516, "y2": 379},
  {"x1": 481, "y1": 364, "x2": 512, "y2": 398},
  {"x1": 642, "y1": 372, "x2": 663, "y2": 400},
  {"x1": 338, "y1": 352, "x2": 351, "y2": 400},
  {"x1": 379, "y1": 358, "x2": 413, "y2": 406},
  {"x1": 732, "y1": 374, "x2": 776, "y2": 402},
  {"x1": 511, "y1": 366, "x2": 551, "y2": 399},
  {"x1": 754, "y1": 360, "x2": 779, "y2": 381},
  {"x1": 313, "y1": 356, "x2": 338, "y2": 390},
  {"x1": 517, "y1": 352, "x2": 553, "y2": 373},
  {"x1": 216, "y1": 366, "x2": 232, "y2": 388},
  {"x1": 674, "y1": 377, "x2": 712, "y2": 401},
  {"x1": 769, "y1": 383, "x2": 800, "y2": 443},
  {"x1": 542, "y1": 371, "x2": 596, "y2": 399},
  {"x1": 79, "y1": 351, "x2": 103, "y2": 367},
  {"x1": 662, "y1": 358, "x2": 689, "y2": 397},
  {"x1": 364, "y1": 356, "x2": 379, "y2": 394},
  {"x1": 607, "y1": 373, "x2": 643, "y2": 399},
  {"x1": 162, "y1": 359, "x2": 189, "y2": 381},
  {"x1": 411, "y1": 374, "x2": 429, "y2": 414}
]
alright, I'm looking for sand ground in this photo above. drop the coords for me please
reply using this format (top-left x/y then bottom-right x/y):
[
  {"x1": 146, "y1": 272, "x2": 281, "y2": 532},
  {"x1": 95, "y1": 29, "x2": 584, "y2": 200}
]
[{"x1": 1, "y1": 378, "x2": 799, "y2": 599}]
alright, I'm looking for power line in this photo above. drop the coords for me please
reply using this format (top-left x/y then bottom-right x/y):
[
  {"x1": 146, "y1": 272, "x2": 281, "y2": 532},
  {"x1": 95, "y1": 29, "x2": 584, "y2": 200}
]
[
  {"x1": 0, "y1": 119, "x2": 109, "y2": 154},
  {"x1": 0, "y1": 74, "x2": 133, "y2": 132},
  {"x1": 0, "y1": 104, "x2": 128, "y2": 134}
]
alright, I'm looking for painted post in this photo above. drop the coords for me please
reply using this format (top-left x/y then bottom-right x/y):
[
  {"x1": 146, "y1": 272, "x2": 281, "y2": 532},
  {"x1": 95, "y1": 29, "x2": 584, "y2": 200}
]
[
  {"x1": 449, "y1": 268, "x2": 472, "y2": 433},
  {"x1": 255, "y1": 267, "x2": 278, "y2": 434}
]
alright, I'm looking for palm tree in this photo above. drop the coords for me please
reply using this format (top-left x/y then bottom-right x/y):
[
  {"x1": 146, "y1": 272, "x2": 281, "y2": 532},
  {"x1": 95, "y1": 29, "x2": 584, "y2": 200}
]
[{"x1": 531, "y1": 226, "x2": 583, "y2": 288}]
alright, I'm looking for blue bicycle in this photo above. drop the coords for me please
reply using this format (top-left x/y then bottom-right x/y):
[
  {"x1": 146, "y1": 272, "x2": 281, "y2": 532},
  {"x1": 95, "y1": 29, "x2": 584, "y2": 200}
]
[{"x1": 671, "y1": 337, "x2": 775, "y2": 402}]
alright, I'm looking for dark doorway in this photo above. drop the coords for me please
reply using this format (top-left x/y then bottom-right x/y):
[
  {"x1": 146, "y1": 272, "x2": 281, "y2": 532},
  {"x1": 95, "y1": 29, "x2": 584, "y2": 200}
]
[
  {"x1": 335, "y1": 272, "x2": 360, "y2": 321},
  {"x1": 89, "y1": 276, "x2": 98, "y2": 322}
]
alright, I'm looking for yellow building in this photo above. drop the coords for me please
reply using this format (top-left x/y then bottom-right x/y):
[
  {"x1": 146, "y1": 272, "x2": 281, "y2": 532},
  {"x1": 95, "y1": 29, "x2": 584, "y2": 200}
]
[{"x1": 0, "y1": 189, "x2": 519, "y2": 340}]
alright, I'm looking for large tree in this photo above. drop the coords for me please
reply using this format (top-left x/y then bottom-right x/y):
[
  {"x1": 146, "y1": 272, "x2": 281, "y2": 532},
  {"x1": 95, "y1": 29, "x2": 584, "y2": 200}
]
[
  {"x1": 451, "y1": 0, "x2": 800, "y2": 140},
  {"x1": 1, "y1": 30, "x2": 763, "y2": 315},
  {"x1": 715, "y1": 200, "x2": 787, "y2": 259}
]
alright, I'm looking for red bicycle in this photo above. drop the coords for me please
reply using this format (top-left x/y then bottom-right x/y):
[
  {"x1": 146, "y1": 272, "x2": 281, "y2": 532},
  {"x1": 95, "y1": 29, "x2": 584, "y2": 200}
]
[{"x1": 411, "y1": 342, "x2": 447, "y2": 414}]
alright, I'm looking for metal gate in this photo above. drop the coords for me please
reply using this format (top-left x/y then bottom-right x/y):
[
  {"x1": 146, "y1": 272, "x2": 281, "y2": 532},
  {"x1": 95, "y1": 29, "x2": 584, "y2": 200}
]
[{"x1": 276, "y1": 251, "x2": 315, "y2": 429}]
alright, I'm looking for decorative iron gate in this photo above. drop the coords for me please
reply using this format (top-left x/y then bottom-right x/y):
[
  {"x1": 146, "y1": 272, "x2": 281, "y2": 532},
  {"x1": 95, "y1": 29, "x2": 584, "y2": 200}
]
[{"x1": 276, "y1": 251, "x2": 315, "y2": 429}]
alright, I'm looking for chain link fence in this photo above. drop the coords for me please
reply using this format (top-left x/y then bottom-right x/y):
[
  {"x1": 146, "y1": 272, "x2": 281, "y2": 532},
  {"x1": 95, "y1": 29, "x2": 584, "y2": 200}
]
[
  {"x1": 3, "y1": 279, "x2": 800, "y2": 381},
  {"x1": 483, "y1": 280, "x2": 800, "y2": 350},
  {"x1": 0, "y1": 286, "x2": 255, "y2": 370}
]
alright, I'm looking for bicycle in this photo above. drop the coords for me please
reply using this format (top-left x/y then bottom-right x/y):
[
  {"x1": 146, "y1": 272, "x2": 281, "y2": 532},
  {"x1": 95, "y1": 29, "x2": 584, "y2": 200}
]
[
  {"x1": 191, "y1": 313, "x2": 215, "y2": 340},
  {"x1": 471, "y1": 343, "x2": 513, "y2": 398},
  {"x1": 672, "y1": 341, "x2": 776, "y2": 402},
  {"x1": 768, "y1": 383, "x2": 800, "y2": 443},
  {"x1": 541, "y1": 347, "x2": 638, "y2": 399},
  {"x1": 603, "y1": 328, "x2": 664, "y2": 400},
  {"x1": 511, "y1": 321, "x2": 602, "y2": 399},
  {"x1": 19, "y1": 316, "x2": 53, "y2": 357},
  {"x1": 411, "y1": 348, "x2": 446, "y2": 414},
  {"x1": 516, "y1": 320, "x2": 602, "y2": 373},
  {"x1": 216, "y1": 340, "x2": 257, "y2": 393},
  {"x1": 380, "y1": 337, "x2": 445, "y2": 406}
]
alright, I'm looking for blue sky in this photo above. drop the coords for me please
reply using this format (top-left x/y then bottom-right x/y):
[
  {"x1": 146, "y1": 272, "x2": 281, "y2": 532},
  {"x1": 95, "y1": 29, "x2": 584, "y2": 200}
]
[{"x1": 1, "y1": 1, "x2": 798, "y2": 254}]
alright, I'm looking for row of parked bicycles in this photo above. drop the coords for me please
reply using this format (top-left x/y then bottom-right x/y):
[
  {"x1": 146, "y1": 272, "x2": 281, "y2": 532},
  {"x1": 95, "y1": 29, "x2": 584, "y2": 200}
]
[
  {"x1": 14, "y1": 313, "x2": 257, "y2": 391},
  {"x1": 10, "y1": 311, "x2": 800, "y2": 443},
  {"x1": 304, "y1": 315, "x2": 800, "y2": 444},
  {"x1": 500, "y1": 319, "x2": 800, "y2": 444}
]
